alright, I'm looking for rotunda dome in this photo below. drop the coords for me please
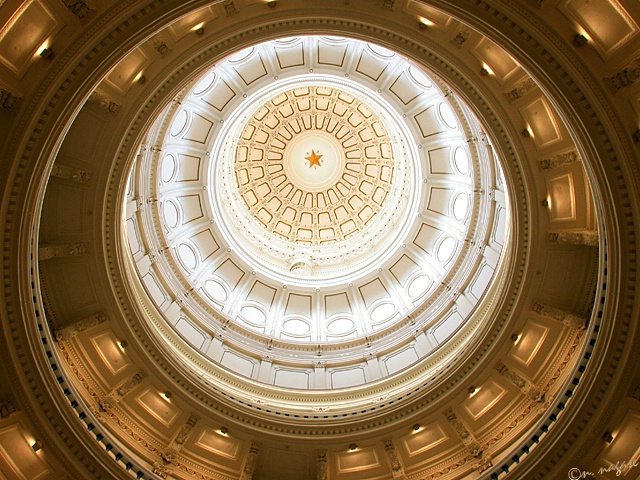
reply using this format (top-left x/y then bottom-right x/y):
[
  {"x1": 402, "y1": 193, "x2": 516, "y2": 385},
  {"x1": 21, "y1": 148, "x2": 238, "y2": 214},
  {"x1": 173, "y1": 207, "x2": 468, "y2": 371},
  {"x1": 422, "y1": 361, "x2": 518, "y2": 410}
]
[
  {"x1": 124, "y1": 36, "x2": 510, "y2": 404},
  {"x1": 211, "y1": 77, "x2": 417, "y2": 284},
  {"x1": 4, "y1": 2, "x2": 628, "y2": 479}
]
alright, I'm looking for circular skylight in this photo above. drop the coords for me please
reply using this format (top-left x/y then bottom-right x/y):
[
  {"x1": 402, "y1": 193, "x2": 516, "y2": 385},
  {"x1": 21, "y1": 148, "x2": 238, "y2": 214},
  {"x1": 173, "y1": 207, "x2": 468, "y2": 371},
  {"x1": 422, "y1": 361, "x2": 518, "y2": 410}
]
[
  {"x1": 212, "y1": 78, "x2": 418, "y2": 285},
  {"x1": 124, "y1": 36, "x2": 510, "y2": 399}
]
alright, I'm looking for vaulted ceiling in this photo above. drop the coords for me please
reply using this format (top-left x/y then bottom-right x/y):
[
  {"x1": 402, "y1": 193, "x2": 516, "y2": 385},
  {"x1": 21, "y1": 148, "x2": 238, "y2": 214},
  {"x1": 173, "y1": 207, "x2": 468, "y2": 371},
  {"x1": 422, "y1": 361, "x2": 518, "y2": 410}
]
[{"x1": 0, "y1": 1, "x2": 638, "y2": 480}]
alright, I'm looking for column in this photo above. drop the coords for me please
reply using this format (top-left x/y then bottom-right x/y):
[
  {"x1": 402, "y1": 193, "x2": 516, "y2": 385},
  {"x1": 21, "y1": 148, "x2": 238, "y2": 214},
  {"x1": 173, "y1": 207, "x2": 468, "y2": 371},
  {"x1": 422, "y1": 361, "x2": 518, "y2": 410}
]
[
  {"x1": 99, "y1": 371, "x2": 146, "y2": 411},
  {"x1": 495, "y1": 361, "x2": 543, "y2": 401},
  {"x1": 317, "y1": 450, "x2": 328, "y2": 480},
  {"x1": 162, "y1": 414, "x2": 200, "y2": 462},
  {"x1": 383, "y1": 439, "x2": 407, "y2": 480},
  {"x1": 444, "y1": 409, "x2": 481, "y2": 457},
  {"x1": 240, "y1": 441, "x2": 261, "y2": 480}
]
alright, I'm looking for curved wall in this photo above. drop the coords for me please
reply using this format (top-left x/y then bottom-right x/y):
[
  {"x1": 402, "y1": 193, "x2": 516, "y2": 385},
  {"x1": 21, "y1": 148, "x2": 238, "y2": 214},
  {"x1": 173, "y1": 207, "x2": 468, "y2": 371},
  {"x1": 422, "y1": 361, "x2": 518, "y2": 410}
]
[{"x1": 0, "y1": 1, "x2": 635, "y2": 480}]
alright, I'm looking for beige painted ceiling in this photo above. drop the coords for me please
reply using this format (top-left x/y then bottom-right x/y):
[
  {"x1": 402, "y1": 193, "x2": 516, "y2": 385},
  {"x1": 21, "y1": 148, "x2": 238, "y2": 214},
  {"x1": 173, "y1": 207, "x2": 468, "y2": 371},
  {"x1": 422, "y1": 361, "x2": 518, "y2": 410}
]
[
  {"x1": 1, "y1": 1, "x2": 638, "y2": 480},
  {"x1": 123, "y1": 37, "x2": 509, "y2": 404}
]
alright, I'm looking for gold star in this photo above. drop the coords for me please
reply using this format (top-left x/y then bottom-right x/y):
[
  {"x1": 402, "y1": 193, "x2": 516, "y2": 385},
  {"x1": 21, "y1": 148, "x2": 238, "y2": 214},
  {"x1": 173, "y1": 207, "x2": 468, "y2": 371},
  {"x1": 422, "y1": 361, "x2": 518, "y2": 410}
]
[{"x1": 305, "y1": 149, "x2": 323, "y2": 168}]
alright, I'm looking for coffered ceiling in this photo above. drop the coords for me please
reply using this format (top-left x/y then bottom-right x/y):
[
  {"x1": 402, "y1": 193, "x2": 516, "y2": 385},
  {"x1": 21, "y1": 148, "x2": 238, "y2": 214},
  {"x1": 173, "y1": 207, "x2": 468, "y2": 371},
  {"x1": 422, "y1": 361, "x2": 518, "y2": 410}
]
[{"x1": 0, "y1": 1, "x2": 638, "y2": 480}]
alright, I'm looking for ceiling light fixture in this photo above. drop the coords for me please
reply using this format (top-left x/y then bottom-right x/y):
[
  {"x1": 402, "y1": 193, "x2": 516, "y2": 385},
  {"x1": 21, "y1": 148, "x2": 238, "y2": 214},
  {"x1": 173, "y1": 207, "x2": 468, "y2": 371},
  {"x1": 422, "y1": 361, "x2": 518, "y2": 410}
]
[
  {"x1": 423, "y1": 18, "x2": 435, "y2": 26},
  {"x1": 481, "y1": 63, "x2": 495, "y2": 76},
  {"x1": 418, "y1": 17, "x2": 435, "y2": 30},
  {"x1": 191, "y1": 22, "x2": 205, "y2": 35},
  {"x1": 32, "y1": 441, "x2": 42, "y2": 452},
  {"x1": 573, "y1": 33, "x2": 588, "y2": 47},
  {"x1": 39, "y1": 48, "x2": 53, "y2": 60},
  {"x1": 349, "y1": 443, "x2": 357, "y2": 451},
  {"x1": 133, "y1": 71, "x2": 145, "y2": 84}
]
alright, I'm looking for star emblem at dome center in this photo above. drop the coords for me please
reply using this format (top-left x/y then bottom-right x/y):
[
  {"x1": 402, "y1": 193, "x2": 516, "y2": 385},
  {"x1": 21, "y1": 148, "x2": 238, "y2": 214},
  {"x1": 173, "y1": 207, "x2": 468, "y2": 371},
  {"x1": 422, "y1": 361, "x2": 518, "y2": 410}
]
[{"x1": 305, "y1": 150, "x2": 323, "y2": 168}]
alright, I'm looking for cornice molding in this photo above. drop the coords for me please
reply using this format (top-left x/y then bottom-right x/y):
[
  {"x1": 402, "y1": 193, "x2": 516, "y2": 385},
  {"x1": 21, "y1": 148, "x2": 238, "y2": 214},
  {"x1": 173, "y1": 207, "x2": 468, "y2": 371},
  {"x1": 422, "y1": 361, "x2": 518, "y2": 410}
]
[{"x1": 0, "y1": 0, "x2": 633, "y2": 478}]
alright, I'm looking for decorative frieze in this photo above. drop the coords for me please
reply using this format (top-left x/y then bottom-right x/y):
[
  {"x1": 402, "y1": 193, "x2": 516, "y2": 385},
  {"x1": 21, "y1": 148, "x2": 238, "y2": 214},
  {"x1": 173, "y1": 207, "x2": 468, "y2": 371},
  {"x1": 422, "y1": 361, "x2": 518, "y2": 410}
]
[
  {"x1": 88, "y1": 91, "x2": 119, "y2": 113},
  {"x1": 39, "y1": 242, "x2": 88, "y2": 261},
  {"x1": 152, "y1": 461, "x2": 170, "y2": 479},
  {"x1": 54, "y1": 312, "x2": 107, "y2": 341},
  {"x1": 506, "y1": 77, "x2": 536, "y2": 102},
  {"x1": 223, "y1": 0, "x2": 237, "y2": 15},
  {"x1": 0, "y1": 400, "x2": 17, "y2": 419},
  {"x1": 496, "y1": 361, "x2": 543, "y2": 401},
  {"x1": 444, "y1": 409, "x2": 481, "y2": 457},
  {"x1": 607, "y1": 57, "x2": 640, "y2": 91},
  {"x1": 548, "y1": 230, "x2": 598, "y2": 247},
  {"x1": 240, "y1": 441, "x2": 260, "y2": 480},
  {"x1": 473, "y1": 454, "x2": 493, "y2": 474},
  {"x1": 383, "y1": 439, "x2": 407, "y2": 479},
  {"x1": 151, "y1": 35, "x2": 170, "y2": 56},
  {"x1": 88, "y1": 404, "x2": 105, "y2": 422},
  {"x1": 451, "y1": 28, "x2": 471, "y2": 48},
  {"x1": 50, "y1": 164, "x2": 91, "y2": 183},
  {"x1": 250, "y1": 397, "x2": 271, "y2": 407},
  {"x1": 630, "y1": 384, "x2": 640, "y2": 401},
  {"x1": 162, "y1": 414, "x2": 199, "y2": 462},
  {"x1": 99, "y1": 371, "x2": 146, "y2": 411},
  {"x1": 0, "y1": 87, "x2": 20, "y2": 111},
  {"x1": 532, "y1": 302, "x2": 587, "y2": 330},
  {"x1": 61, "y1": 0, "x2": 93, "y2": 19},
  {"x1": 539, "y1": 149, "x2": 581, "y2": 170},
  {"x1": 317, "y1": 450, "x2": 328, "y2": 480}
]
